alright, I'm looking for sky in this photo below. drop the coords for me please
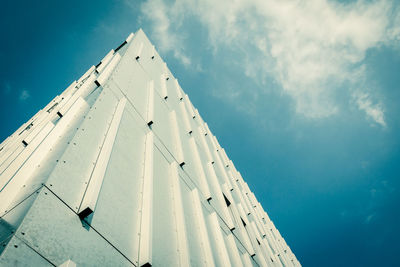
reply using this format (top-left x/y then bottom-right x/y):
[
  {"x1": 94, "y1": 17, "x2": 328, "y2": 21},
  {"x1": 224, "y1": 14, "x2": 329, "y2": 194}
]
[{"x1": 1, "y1": 0, "x2": 400, "y2": 266}]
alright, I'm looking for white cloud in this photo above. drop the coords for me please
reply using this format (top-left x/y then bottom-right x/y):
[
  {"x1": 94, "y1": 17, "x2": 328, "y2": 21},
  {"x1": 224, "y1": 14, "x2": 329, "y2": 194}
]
[
  {"x1": 139, "y1": 0, "x2": 400, "y2": 126},
  {"x1": 353, "y1": 91, "x2": 386, "y2": 127},
  {"x1": 19, "y1": 90, "x2": 30, "y2": 101},
  {"x1": 140, "y1": 0, "x2": 191, "y2": 67}
]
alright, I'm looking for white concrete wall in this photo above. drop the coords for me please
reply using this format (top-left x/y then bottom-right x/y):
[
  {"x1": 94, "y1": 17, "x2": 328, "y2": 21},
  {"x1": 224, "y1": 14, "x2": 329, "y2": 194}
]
[{"x1": 0, "y1": 29, "x2": 300, "y2": 267}]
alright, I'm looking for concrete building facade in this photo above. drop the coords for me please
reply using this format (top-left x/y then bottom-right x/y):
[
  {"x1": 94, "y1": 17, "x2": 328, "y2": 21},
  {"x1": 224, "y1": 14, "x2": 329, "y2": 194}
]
[{"x1": 0, "y1": 29, "x2": 299, "y2": 267}]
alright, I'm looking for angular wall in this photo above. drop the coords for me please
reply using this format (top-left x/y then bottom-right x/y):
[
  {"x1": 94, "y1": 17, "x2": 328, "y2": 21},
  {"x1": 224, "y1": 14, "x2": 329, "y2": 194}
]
[{"x1": 0, "y1": 29, "x2": 300, "y2": 267}]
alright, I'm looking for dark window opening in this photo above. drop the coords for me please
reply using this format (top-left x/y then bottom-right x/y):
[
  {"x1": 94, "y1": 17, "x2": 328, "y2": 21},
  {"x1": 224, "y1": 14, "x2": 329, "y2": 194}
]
[
  {"x1": 47, "y1": 102, "x2": 59, "y2": 113},
  {"x1": 19, "y1": 123, "x2": 33, "y2": 135},
  {"x1": 223, "y1": 194, "x2": 231, "y2": 207},
  {"x1": 22, "y1": 140, "x2": 28, "y2": 147},
  {"x1": 78, "y1": 207, "x2": 93, "y2": 220},
  {"x1": 114, "y1": 41, "x2": 127, "y2": 52}
]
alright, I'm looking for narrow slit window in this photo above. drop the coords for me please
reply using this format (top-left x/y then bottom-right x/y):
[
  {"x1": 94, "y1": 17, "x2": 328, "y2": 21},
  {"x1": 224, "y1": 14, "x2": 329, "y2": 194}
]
[
  {"x1": 47, "y1": 102, "x2": 59, "y2": 113},
  {"x1": 114, "y1": 40, "x2": 127, "y2": 52},
  {"x1": 241, "y1": 217, "x2": 246, "y2": 227},
  {"x1": 223, "y1": 193, "x2": 231, "y2": 207}
]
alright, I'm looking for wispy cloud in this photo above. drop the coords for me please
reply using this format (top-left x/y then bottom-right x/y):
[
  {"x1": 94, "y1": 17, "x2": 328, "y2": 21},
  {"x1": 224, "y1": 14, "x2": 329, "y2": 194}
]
[
  {"x1": 19, "y1": 89, "x2": 30, "y2": 101},
  {"x1": 139, "y1": 0, "x2": 400, "y2": 126},
  {"x1": 140, "y1": 0, "x2": 191, "y2": 67},
  {"x1": 353, "y1": 91, "x2": 386, "y2": 127}
]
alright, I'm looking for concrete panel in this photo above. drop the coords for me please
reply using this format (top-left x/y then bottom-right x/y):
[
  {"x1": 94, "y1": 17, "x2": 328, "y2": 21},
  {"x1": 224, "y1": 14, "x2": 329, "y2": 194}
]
[
  {"x1": 111, "y1": 55, "x2": 150, "y2": 120},
  {"x1": 5, "y1": 187, "x2": 134, "y2": 266},
  {"x1": 0, "y1": 236, "x2": 54, "y2": 266},
  {"x1": 152, "y1": 92, "x2": 174, "y2": 155},
  {"x1": 45, "y1": 89, "x2": 119, "y2": 213},
  {"x1": 80, "y1": 107, "x2": 147, "y2": 265},
  {"x1": 180, "y1": 180, "x2": 209, "y2": 267},
  {"x1": 152, "y1": 146, "x2": 179, "y2": 266}
]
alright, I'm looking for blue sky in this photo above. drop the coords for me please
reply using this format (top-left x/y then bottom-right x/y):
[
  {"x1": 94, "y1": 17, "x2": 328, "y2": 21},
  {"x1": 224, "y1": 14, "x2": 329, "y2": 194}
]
[{"x1": 1, "y1": 0, "x2": 400, "y2": 266}]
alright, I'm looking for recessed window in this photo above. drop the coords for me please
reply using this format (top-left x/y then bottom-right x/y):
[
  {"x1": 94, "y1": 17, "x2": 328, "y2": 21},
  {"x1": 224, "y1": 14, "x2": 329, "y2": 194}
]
[
  {"x1": 223, "y1": 193, "x2": 231, "y2": 207},
  {"x1": 114, "y1": 40, "x2": 127, "y2": 52},
  {"x1": 47, "y1": 102, "x2": 59, "y2": 113},
  {"x1": 241, "y1": 217, "x2": 246, "y2": 227}
]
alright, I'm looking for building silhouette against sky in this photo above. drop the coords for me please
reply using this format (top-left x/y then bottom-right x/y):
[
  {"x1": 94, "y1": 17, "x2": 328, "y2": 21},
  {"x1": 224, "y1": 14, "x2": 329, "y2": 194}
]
[{"x1": 0, "y1": 29, "x2": 299, "y2": 266}]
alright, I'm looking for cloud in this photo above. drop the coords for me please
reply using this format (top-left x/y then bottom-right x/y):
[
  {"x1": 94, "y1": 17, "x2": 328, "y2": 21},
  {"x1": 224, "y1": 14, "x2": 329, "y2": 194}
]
[
  {"x1": 386, "y1": 6, "x2": 400, "y2": 48},
  {"x1": 139, "y1": 0, "x2": 400, "y2": 126},
  {"x1": 353, "y1": 91, "x2": 386, "y2": 127},
  {"x1": 140, "y1": 0, "x2": 191, "y2": 67},
  {"x1": 19, "y1": 89, "x2": 30, "y2": 101}
]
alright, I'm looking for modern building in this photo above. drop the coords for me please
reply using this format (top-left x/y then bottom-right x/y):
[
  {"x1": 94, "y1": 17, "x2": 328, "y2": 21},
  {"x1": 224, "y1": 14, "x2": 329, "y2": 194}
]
[{"x1": 0, "y1": 29, "x2": 299, "y2": 266}]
